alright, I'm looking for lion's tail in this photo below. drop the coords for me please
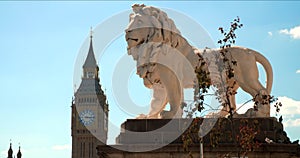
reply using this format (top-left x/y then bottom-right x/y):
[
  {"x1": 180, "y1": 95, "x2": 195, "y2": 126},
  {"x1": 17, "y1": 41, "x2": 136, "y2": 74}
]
[{"x1": 252, "y1": 50, "x2": 273, "y2": 94}]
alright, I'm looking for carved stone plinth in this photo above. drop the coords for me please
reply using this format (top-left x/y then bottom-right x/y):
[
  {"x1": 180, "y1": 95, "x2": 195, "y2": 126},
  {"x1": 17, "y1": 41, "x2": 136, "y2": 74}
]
[
  {"x1": 116, "y1": 117, "x2": 292, "y2": 144},
  {"x1": 97, "y1": 143, "x2": 300, "y2": 158},
  {"x1": 116, "y1": 118, "x2": 187, "y2": 144},
  {"x1": 97, "y1": 118, "x2": 300, "y2": 158}
]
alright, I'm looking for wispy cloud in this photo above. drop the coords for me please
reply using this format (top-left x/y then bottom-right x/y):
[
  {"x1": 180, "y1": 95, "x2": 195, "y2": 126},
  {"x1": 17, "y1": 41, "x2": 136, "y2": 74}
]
[
  {"x1": 279, "y1": 25, "x2": 300, "y2": 39},
  {"x1": 52, "y1": 144, "x2": 71, "y2": 151},
  {"x1": 277, "y1": 96, "x2": 300, "y2": 116},
  {"x1": 236, "y1": 96, "x2": 300, "y2": 127},
  {"x1": 296, "y1": 69, "x2": 300, "y2": 74},
  {"x1": 1, "y1": 150, "x2": 6, "y2": 156},
  {"x1": 268, "y1": 31, "x2": 273, "y2": 36},
  {"x1": 272, "y1": 96, "x2": 300, "y2": 127},
  {"x1": 284, "y1": 118, "x2": 300, "y2": 127}
]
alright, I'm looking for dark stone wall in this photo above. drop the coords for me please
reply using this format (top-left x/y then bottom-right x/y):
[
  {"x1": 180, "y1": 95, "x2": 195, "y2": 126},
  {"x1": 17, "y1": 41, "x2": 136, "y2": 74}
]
[{"x1": 98, "y1": 118, "x2": 300, "y2": 158}]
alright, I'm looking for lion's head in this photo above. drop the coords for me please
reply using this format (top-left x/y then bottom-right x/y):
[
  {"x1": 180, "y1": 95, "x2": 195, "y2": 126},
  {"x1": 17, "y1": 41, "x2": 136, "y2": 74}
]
[
  {"x1": 125, "y1": 4, "x2": 181, "y2": 51},
  {"x1": 125, "y1": 4, "x2": 197, "y2": 88}
]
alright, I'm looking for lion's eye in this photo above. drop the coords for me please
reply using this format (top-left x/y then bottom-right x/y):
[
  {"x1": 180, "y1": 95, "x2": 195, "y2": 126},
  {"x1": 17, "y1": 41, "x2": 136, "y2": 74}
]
[{"x1": 138, "y1": 20, "x2": 143, "y2": 24}]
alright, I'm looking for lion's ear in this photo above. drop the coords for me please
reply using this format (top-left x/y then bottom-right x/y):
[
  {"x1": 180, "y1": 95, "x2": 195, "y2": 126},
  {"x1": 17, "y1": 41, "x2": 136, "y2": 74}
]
[{"x1": 129, "y1": 13, "x2": 134, "y2": 22}]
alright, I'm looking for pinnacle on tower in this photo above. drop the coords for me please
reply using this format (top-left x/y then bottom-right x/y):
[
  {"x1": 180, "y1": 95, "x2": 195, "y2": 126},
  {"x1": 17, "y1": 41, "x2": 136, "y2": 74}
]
[
  {"x1": 17, "y1": 145, "x2": 22, "y2": 158},
  {"x1": 83, "y1": 27, "x2": 98, "y2": 69},
  {"x1": 8, "y1": 142, "x2": 13, "y2": 158}
]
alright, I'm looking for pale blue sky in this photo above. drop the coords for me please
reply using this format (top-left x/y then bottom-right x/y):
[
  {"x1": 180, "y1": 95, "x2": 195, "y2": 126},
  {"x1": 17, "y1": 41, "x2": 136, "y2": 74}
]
[{"x1": 0, "y1": 1, "x2": 300, "y2": 158}]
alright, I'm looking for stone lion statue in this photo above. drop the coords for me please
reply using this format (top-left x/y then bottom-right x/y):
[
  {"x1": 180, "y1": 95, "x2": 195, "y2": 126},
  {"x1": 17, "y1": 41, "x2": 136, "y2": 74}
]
[{"x1": 125, "y1": 4, "x2": 273, "y2": 119}]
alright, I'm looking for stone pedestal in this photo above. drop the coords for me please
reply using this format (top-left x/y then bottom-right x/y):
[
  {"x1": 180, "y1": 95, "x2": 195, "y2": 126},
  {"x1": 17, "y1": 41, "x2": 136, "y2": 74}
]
[
  {"x1": 116, "y1": 118, "x2": 188, "y2": 144},
  {"x1": 116, "y1": 117, "x2": 291, "y2": 144},
  {"x1": 97, "y1": 143, "x2": 300, "y2": 158},
  {"x1": 97, "y1": 118, "x2": 300, "y2": 158}
]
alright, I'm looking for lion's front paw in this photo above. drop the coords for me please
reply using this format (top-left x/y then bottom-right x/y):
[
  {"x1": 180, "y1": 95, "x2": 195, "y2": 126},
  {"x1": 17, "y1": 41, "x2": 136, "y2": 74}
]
[{"x1": 136, "y1": 114, "x2": 147, "y2": 119}]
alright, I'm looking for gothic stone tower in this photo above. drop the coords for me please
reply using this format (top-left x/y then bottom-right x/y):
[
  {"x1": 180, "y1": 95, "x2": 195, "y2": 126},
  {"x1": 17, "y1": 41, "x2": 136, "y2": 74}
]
[{"x1": 71, "y1": 29, "x2": 109, "y2": 158}]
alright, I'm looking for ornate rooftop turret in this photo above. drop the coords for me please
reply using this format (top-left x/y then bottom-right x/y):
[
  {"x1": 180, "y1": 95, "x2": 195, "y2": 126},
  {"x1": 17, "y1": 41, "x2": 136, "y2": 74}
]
[
  {"x1": 7, "y1": 142, "x2": 13, "y2": 158},
  {"x1": 17, "y1": 146, "x2": 22, "y2": 158}
]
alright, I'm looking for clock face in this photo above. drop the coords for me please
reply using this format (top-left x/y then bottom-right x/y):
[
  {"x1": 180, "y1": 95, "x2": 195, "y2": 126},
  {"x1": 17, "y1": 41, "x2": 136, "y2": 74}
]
[{"x1": 79, "y1": 110, "x2": 95, "y2": 126}]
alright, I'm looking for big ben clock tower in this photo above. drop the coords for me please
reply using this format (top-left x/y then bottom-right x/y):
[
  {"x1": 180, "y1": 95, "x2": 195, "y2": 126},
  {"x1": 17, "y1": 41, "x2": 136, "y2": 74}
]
[{"x1": 71, "y1": 28, "x2": 108, "y2": 158}]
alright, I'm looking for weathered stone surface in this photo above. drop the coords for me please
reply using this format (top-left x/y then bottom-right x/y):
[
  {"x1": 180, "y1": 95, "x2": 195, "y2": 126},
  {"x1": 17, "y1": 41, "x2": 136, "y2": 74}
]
[{"x1": 97, "y1": 144, "x2": 300, "y2": 158}]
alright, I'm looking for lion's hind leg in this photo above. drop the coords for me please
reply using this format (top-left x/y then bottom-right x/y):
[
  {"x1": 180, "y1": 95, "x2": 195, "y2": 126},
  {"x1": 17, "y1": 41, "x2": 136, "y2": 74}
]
[{"x1": 238, "y1": 80, "x2": 270, "y2": 117}]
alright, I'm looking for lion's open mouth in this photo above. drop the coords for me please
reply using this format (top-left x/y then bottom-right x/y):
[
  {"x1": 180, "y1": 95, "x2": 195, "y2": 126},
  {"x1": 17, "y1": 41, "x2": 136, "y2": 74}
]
[
  {"x1": 126, "y1": 37, "x2": 145, "y2": 49},
  {"x1": 126, "y1": 37, "x2": 138, "y2": 42}
]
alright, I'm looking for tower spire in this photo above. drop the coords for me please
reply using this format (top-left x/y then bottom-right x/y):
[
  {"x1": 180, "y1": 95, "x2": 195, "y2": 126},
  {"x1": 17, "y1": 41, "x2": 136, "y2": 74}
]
[
  {"x1": 83, "y1": 27, "x2": 98, "y2": 70},
  {"x1": 82, "y1": 27, "x2": 99, "y2": 79},
  {"x1": 8, "y1": 141, "x2": 13, "y2": 158},
  {"x1": 90, "y1": 26, "x2": 93, "y2": 39},
  {"x1": 17, "y1": 143, "x2": 22, "y2": 158}
]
